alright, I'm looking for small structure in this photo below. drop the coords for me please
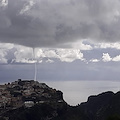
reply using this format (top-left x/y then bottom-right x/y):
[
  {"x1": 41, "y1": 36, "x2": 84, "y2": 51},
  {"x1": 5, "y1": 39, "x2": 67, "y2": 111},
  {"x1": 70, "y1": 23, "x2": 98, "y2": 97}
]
[
  {"x1": 24, "y1": 101, "x2": 34, "y2": 108},
  {"x1": 38, "y1": 101, "x2": 45, "y2": 104},
  {"x1": 58, "y1": 100, "x2": 63, "y2": 103},
  {"x1": 0, "y1": 85, "x2": 6, "y2": 91}
]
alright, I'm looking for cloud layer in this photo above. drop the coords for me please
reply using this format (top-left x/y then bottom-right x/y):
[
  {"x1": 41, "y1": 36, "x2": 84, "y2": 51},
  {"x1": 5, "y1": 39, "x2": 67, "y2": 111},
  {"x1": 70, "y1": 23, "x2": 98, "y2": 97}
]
[
  {"x1": 1, "y1": 0, "x2": 120, "y2": 48},
  {"x1": 0, "y1": 43, "x2": 84, "y2": 64},
  {"x1": 0, "y1": 42, "x2": 120, "y2": 64}
]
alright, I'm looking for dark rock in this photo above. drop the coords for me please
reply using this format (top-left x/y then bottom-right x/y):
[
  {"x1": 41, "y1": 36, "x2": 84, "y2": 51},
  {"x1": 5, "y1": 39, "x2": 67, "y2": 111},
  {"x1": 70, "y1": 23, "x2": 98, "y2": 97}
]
[{"x1": 1, "y1": 80, "x2": 120, "y2": 120}]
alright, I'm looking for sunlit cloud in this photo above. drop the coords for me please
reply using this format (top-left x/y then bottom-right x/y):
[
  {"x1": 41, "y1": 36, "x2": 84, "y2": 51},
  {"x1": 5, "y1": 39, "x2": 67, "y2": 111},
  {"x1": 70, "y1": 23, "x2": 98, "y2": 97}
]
[
  {"x1": 112, "y1": 55, "x2": 120, "y2": 62},
  {"x1": 90, "y1": 59, "x2": 100, "y2": 63},
  {"x1": 102, "y1": 53, "x2": 112, "y2": 62}
]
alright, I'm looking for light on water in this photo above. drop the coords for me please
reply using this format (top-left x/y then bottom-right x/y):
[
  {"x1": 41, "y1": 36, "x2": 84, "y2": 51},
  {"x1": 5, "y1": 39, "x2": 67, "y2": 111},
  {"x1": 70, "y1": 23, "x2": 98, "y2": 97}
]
[{"x1": 43, "y1": 80, "x2": 120, "y2": 106}]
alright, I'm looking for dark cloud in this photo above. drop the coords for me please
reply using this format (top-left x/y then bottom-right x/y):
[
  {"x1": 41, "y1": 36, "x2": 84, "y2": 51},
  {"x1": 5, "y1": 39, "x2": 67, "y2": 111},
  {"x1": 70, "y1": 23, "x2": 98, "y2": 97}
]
[{"x1": 0, "y1": 0, "x2": 120, "y2": 48}]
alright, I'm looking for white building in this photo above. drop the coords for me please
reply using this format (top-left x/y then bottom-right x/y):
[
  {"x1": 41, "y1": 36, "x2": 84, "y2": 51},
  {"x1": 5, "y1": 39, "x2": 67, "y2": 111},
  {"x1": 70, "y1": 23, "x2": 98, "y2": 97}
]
[{"x1": 24, "y1": 101, "x2": 34, "y2": 108}]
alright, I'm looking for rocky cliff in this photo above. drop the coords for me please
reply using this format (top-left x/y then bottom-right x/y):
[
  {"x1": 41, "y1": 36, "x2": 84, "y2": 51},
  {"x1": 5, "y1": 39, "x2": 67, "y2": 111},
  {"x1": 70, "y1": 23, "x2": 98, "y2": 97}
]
[
  {"x1": 79, "y1": 91, "x2": 120, "y2": 120},
  {"x1": 0, "y1": 80, "x2": 120, "y2": 120},
  {"x1": 0, "y1": 79, "x2": 67, "y2": 120},
  {"x1": 56, "y1": 91, "x2": 120, "y2": 120}
]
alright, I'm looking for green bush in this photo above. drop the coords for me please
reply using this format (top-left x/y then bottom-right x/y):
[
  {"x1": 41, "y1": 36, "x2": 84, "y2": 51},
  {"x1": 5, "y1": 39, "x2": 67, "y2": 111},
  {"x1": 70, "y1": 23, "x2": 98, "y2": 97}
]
[{"x1": 107, "y1": 114, "x2": 120, "y2": 120}]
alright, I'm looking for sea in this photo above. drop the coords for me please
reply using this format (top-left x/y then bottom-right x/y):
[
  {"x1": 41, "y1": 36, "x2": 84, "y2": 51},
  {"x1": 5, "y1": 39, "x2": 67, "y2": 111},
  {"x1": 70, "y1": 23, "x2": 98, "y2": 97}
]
[{"x1": 44, "y1": 80, "x2": 120, "y2": 106}]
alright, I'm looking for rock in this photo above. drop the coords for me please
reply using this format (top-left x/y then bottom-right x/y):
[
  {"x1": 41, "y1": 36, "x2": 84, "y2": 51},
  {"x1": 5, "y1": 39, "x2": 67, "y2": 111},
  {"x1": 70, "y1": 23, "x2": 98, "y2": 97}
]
[{"x1": 1, "y1": 80, "x2": 120, "y2": 120}]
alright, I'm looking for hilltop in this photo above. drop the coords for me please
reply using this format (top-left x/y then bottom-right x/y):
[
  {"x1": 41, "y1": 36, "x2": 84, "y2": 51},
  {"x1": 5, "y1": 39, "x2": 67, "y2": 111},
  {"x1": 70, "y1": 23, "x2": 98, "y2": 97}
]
[
  {"x1": 0, "y1": 79, "x2": 67, "y2": 120},
  {"x1": 0, "y1": 80, "x2": 120, "y2": 120}
]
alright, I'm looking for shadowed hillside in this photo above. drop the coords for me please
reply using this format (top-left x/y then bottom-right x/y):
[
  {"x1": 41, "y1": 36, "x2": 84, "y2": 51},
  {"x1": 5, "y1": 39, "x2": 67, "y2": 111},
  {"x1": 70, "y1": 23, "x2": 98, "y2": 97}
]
[{"x1": 0, "y1": 80, "x2": 120, "y2": 120}]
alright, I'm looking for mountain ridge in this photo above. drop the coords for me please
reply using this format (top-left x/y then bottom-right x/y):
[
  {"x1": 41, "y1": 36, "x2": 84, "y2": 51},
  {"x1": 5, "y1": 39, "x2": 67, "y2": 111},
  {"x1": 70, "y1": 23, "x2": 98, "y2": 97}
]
[{"x1": 0, "y1": 80, "x2": 120, "y2": 120}]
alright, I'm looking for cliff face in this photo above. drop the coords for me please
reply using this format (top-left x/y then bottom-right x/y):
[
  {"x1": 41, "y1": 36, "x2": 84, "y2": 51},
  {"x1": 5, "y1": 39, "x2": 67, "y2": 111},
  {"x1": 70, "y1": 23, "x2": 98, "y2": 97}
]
[
  {"x1": 1, "y1": 80, "x2": 120, "y2": 120},
  {"x1": 0, "y1": 79, "x2": 65, "y2": 108},
  {"x1": 79, "y1": 91, "x2": 120, "y2": 120},
  {"x1": 0, "y1": 80, "x2": 67, "y2": 120},
  {"x1": 54, "y1": 91, "x2": 120, "y2": 120}
]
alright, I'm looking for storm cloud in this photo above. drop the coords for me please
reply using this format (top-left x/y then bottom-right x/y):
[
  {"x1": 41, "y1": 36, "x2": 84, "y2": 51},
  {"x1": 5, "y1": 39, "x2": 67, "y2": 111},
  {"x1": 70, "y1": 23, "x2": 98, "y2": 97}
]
[{"x1": 0, "y1": 0, "x2": 120, "y2": 48}]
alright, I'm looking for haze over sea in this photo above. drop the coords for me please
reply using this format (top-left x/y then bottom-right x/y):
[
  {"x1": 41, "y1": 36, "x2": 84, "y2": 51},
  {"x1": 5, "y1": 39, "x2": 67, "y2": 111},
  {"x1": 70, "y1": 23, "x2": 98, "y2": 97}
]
[{"x1": 43, "y1": 80, "x2": 120, "y2": 106}]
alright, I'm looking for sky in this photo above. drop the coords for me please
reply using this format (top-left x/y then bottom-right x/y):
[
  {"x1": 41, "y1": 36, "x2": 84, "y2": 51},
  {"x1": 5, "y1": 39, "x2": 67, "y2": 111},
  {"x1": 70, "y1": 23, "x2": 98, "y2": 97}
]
[{"x1": 1, "y1": 0, "x2": 120, "y2": 105}]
